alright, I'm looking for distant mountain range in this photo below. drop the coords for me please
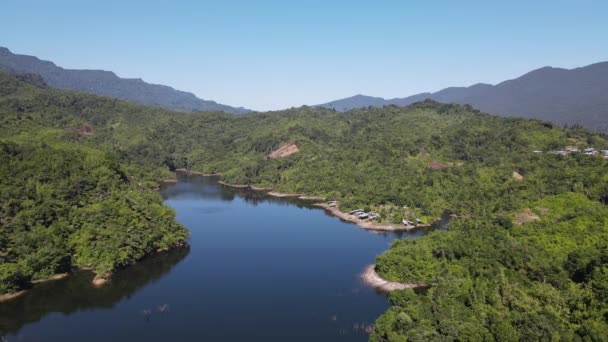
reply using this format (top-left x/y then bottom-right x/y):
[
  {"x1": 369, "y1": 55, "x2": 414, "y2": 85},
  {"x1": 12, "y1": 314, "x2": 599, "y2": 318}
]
[
  {"x1": 319, "y1": 62, "x2": 608, "y2": 131},
  {"x1": 0, "y1": 47, "x2": 249, "y2": 114}
]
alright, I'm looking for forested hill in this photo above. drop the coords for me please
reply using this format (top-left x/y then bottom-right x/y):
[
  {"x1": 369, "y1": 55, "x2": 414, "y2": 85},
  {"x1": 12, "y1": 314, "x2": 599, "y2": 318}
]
[
  {"x1": 2, "y1": 70, "x2": 608, "y2": 340},
  {"x1": 319, "y1": 61, "x2": 608, "y2": 131},
  {"x1": 0, "y1": 47, "x2": 249, "y2": 114}
]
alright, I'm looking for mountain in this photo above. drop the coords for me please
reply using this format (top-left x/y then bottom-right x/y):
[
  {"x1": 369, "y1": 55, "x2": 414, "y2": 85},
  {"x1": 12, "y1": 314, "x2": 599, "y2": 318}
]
[
  {"x1": 320, "y1": 94, "x2": 387, "y2": 112},
  {"x1": 0, "y1": 47, "x2": 249, "y2": 114},
  {"x1": 319, "y1": 62, "x2": 608, "y2": 131}
]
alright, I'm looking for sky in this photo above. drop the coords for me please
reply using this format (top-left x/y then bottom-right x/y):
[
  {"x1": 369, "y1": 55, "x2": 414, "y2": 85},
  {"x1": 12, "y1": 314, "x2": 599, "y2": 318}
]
[{"x1": 1, "y1": 0, "x2": 607, "y2": 111}]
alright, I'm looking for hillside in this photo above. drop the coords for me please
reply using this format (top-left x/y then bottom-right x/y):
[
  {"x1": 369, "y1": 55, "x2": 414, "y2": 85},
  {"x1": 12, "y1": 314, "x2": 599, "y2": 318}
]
[
  {"x1": 0, "y1": 47, "x2": 249, "y2": 114},
  {"x1": 319, "y1": 62, "x2": 608, "y2": 131},
  {"x1": 1, "y1": 71, "x2": 608, "y2": 340}
]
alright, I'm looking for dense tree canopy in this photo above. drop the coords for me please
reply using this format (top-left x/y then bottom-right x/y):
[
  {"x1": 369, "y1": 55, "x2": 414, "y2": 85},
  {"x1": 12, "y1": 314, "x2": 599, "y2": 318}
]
[{"x1": 1, "y1": 71, "x2": 608, "y2": 340}]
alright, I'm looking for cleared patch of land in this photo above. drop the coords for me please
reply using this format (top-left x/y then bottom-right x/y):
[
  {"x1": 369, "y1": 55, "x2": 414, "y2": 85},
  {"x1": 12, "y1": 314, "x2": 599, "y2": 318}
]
[{"x1": 268, "y1": 143, "x2": 299, "y2": 159}]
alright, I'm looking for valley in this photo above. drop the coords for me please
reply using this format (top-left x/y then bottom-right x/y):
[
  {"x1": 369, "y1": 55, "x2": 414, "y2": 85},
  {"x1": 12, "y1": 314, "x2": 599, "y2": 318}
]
[{"x1": 1, "y1": 69, "x2": 608, "y2": 340}]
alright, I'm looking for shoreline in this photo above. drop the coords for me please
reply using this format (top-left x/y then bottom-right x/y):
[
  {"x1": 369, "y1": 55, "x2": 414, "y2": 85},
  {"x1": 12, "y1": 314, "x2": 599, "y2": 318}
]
[
  {"x1": 0, "y1": 243, "x2": 188, "y2": 302},
  {"x1": 0, "y1": 273, "x2": 70, "y2": 302},
  {"x1": 0, "y1": 289, "x2": 27, "y2": 302},
  {"x1": 217, "y1": 180, "x2": 250, "y2": 188},
  {"x1": 2, "y1": 171, "x2": 434, "y2": 302},
  {"x1": 31, "y1": 273, "x2": 69, "y2": 284},
  {"x1": 250, "y1": 185, "x2": 274, "y2": 191},
  {"x1": 267, "y1": 191, "x2": 302, "y2": 198},
  {"x1": 361, "y1": 264, "x2": 427, "y2": 292},
  {"x1": 314, "y1": 203, "x2": 421, "y2": 231},
  {"x1": 175, "y1": 168, "x2": 223, "y2": 177},
  {"x1": 217, "y1": 180, "x2": 325, "y2": 201},
  {"x1": 202, "y1": 175, "x2": 432, "y2": 232}
]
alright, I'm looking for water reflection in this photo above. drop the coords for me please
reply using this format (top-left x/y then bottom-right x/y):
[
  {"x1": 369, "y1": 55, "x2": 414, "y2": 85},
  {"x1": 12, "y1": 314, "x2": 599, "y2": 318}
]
[
  {"x1": 161, "y1": 175, "x2": 344, "y2": 211},
  {"x1": 0, "y1": 247, "x2": 189, "y2": 336},
  {"x1": 2, "y1": 175, "x2": 447, "y2": 342}
]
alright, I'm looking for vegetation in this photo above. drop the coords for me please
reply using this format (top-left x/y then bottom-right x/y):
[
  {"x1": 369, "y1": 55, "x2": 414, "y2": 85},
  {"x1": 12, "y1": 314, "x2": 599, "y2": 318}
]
[
  {"x1": 372, "y1": 193, "x2": 608, "y2": 340},
  {"x1": 1, "y1": 71, "x2": 608, "y2": 340}
]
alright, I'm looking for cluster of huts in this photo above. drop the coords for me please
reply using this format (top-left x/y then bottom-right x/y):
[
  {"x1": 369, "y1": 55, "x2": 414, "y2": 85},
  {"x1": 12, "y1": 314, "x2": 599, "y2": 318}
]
[
  {"x1": 348, "y1": 209, "x2": 378, "y2": 220},
  {"x1": 326, "y1": 201, "x2": 380, "y2": 221},
  {"x1": 536, "y1": 147, "x2": 608, "y2": 158},
  {"x1": 328, "y1": 200, "x2": 426, "y2": 226}
]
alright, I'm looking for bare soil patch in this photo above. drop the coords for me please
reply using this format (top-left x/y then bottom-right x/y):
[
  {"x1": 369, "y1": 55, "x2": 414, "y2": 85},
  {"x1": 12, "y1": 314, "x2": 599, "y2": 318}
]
[
  {"x1": 268, "y1": 143, "x2": 300, "y2": 159},
  {"x1": 361, "y1": 265, "x2": 427, "y2": 292},
  {"x1": 514, "y1": 208, "x2": 540, "y2": 225}
]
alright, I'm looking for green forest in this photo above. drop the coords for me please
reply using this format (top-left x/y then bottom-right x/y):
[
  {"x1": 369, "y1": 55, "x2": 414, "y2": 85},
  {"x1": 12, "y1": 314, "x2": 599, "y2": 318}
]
[{"x1": 1, "y1": 71, "x2": 608, "y2": 340}]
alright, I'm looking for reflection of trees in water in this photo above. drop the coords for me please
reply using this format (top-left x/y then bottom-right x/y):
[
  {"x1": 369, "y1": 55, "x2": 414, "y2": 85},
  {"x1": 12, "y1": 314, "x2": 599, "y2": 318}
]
[
  {"x1": 0, "y1": 247, "x2": 189, "y2": 335},
  {"x1": 160, "y1": 175, "x2": 316, "y2": 210},
  {"x1": 236, "y1": 190, "x2": 313, "y2": 209},
  {"x1": 160, "y1": 176, "x2": 237, "y2": 202}
]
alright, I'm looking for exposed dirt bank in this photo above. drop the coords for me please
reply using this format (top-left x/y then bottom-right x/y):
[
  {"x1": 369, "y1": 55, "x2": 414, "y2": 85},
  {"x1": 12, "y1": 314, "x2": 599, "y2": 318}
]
[
  {"x1": 218, "y1": 181, "x2": 250, "y2": 188},
  {"x1": 267, "y1": 191, "x2": 303, "y2": 198},
  {"x1": 31, "y1": 273, "x2": 69, "y2": 284},
  {"x1": 298, "y1": 195, "x2": 326, "y2": 201},
  {"x1": 1, "y1": 273, "x2": 72, "y2": 302},
  {"x1": 92, "y1": 274, "x2": 110, "y2": 287},
  {"x1": 250, "y1": 185, "x2": 274, "y2": 191},
  {"x1": 361, "y1": 264, "x2": 427, "y2": 292},
  {"x1": 0, "y1": 290, "x2": 27, "y2": 302}
]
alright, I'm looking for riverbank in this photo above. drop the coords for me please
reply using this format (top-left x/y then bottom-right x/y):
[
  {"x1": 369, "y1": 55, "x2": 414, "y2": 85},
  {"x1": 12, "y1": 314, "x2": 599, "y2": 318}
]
[
  {"x1": 314, "y1": 203, "x2": 418, "y2": 231},
  {"x1": 0, "y1": 273, "x2": 69, "y2": 302},
  {"x1": 361, "y1": 264, "x2": 427, "y2": 292},
  {"x1": 206, "y1": 176, "x2": 428, "y2": 232},
  {"x1": 217, "y1": 180, "x2": 324, "y2": 200},
  {"x1": 31, "y1": 273, "x2": 69, "y2": 284},
  {"x1": 175, "y1": 168, "x2": 223, "y2": 177},
  {"x1": 0, "y1": 242, "x2": 189, "y2": 302},
  {"x1": 0, "y1": 289, "x2": 27, "y2": 302},
  {"x1": 267, "y1": 191, "x2": 302, "y2": 198},
  {"x1": 217, "y1": 180, "x2": 250, "y2": 188}
]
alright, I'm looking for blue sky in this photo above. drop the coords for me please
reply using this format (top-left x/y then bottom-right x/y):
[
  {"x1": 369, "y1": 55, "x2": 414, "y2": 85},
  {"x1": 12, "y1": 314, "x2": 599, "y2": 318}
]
[{"x1": 1, "y1": 0, "x2": 607, "y2": 111}]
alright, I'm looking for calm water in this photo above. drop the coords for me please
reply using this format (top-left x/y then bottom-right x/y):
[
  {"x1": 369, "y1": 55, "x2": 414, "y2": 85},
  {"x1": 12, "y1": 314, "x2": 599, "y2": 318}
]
[{"x1": 1, "y1": 176, "x2": 434, "y2": 341}]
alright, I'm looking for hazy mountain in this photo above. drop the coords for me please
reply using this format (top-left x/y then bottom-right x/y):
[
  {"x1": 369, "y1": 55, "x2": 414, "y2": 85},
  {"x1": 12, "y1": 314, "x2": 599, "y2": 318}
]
[
  {"x1": 319, "y1": 62, "x2": 608, "y2": 131},
  {"x1": 320, "y1": 94, "x2": 387, "y2": 112},
  {"x1": 0, "y1": 47, "x2": 249, "y2": 114}
]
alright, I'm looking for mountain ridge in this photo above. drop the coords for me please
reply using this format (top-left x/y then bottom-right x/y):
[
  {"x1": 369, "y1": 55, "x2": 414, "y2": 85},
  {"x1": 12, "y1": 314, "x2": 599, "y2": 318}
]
[
  {"x1": 0, "y1": 47, "x2": 250, "y2": 114},
  {"x1": 319, "y1": 62, "x2": 608, "y2": 131}
]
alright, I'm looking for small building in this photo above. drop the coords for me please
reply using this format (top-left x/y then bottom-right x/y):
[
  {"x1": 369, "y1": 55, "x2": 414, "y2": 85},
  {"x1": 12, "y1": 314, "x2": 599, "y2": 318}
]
[
  {"x1": 532, "y1": 150, "x2": 543, "y2": 153},
  {"x1": 358, "y1": 213, "x2": 369, "y2": 219}
]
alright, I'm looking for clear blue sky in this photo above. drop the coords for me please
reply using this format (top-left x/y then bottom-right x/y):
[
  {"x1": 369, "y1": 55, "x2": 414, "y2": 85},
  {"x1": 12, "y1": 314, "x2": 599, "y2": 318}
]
[{"x1": 1, "y1": 0, "x2": 607, "y2": 111}]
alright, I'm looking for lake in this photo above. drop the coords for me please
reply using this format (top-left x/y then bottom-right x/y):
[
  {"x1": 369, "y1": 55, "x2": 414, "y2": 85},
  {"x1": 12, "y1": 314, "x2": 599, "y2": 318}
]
[{"x1": 1, "y1": 176, "x2": 433, "y2": 341}]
